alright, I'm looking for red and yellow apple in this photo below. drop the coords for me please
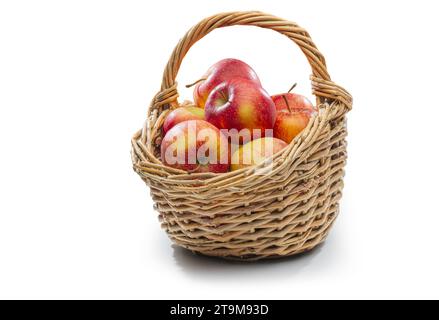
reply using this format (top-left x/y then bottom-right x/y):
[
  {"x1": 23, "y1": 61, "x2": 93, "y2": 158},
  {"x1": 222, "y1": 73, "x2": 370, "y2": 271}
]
[
  {"x1": 163, "y1": 106, "x2": 205, "y2": 134},
  {"x1": 192, "y1": 58, "x2": 261, "y2": 108},
  {"x1": 272, "y1": 92, "x2": 317, "y2": 144},
  {"x1": 204, "y1": 78, "x2": 276, "y2": 143},
  {"x1": 161, "y1": 120, "x2": 229, "y2": 173},
  {"x1": 230, "y1": 137, "x2": 287, "y2": 171}
]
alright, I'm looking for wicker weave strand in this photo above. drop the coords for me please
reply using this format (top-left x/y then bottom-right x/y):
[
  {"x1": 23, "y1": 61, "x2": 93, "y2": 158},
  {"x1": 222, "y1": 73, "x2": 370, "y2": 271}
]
[{"x1": 131, "y1": 11, "x2": 352, "y2": 260}]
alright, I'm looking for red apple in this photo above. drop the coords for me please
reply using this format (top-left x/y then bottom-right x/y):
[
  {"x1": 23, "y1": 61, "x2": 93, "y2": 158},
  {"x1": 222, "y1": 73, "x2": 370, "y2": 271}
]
[
  {"x1": 161, "y1": 120, "x2": 229, "y2": 173},
  {"x1": 272, "y1": 92, "x2": 317, "y2": 144},
  {"x1": 204, "y1": 78, "x2": 276, "y2": 143},
  {"x1": 191, "y1": 59, "x2": 261, "y2": 108},
  {"x1": 230, "y1": 137, "x2": 287, "y2": 171},
  {"x1": 163, "y1": 106, "x2": 205, "y2": 134}
]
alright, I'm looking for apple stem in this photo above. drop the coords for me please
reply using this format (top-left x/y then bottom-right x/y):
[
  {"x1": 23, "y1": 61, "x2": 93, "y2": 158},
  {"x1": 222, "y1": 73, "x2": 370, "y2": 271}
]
[
  {"x1": 282, "y1": 95, "x2": 292, "y2": 113},
  {"x1": 219, "y1": 90, "x2": 229, "y2": 103},
  {"x1": 185, "y1": 78, "x2": 207, "y2": 88},
  {"x1": 288, "y1": 83, "x2": 298, "y2": 93}
]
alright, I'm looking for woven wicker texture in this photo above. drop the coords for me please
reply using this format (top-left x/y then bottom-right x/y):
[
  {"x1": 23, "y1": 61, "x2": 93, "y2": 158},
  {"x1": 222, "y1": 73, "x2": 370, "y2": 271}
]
[{"x1": 131, "y1": 11, "x2": 352, "y2": 260}]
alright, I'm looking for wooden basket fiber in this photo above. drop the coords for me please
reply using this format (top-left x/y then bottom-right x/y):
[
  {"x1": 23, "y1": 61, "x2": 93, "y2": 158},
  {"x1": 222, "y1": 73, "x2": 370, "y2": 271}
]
[{"x1": 131, "y1": 11, "x2": 353, "y2": 260}]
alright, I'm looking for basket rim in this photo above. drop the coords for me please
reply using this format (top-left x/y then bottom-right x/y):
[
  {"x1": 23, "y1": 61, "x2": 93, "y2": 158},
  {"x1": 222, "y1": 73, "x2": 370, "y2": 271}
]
[{"x1": 132, "y1": 101, "x2": 348, "y2": 191}]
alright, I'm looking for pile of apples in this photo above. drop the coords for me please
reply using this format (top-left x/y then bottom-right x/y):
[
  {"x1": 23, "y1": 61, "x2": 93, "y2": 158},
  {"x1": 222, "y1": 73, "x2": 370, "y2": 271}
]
[{"x1": 160, "y1": 59, "x2": 317, "y2": 173}]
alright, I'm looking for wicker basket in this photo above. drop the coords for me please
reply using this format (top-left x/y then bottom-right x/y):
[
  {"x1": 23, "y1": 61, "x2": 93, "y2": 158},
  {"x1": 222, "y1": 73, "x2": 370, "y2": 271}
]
[{"x1": 131, "y1": 11, "x2": 352, "y2": 260}]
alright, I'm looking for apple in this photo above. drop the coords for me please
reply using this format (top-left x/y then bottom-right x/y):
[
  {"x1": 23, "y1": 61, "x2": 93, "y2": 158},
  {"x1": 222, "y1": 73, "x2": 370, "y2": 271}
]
[
  {"x1": 163, "y1": 106, "x2": 205, "y2": 134},
  {"x1": 272, "y1": 87, "x2": 317, "y2": 144},
  {"x1": 204, "y1": 78, "x2": 276, "y2": 143},
  {"x1": 273, "y1": 109, "x2": 317, "y2": 144},
  {"x1": 190, "y1": 58, "x2": 261, "y2": 108},
  {"x1": 230, "y1": 137, "x2": 287, "y2": 171},
  {"x1": 161, "y1": 120, "x2": 229, "y2": 173}
]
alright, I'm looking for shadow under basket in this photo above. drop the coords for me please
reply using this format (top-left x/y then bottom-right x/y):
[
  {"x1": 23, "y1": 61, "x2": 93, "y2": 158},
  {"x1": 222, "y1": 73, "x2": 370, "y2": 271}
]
[{"x1": 131, "y1": 11, "x2": 353, "y2": 261}]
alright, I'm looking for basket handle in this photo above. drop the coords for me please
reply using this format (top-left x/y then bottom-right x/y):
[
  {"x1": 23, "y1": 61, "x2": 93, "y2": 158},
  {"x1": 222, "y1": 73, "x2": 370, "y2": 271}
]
[{"x1": 150, "y1": 11, "x2": 351, "y2": 115}]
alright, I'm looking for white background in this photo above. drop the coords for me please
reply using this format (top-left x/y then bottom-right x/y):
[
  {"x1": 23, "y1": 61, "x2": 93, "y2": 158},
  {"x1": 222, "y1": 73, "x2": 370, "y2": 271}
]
[{"x1": 1, "y1": 0, "x2": 438, "y2": 300}]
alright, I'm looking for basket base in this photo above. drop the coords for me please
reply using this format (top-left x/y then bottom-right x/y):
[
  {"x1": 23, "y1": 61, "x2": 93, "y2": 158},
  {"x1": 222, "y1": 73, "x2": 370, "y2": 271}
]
[
  {"x1": 176, "y1": 240, "x2": 325, "y2": 262},
  {"x1": 167, "y1": 214, "x2": 336, "y2": 262}
]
